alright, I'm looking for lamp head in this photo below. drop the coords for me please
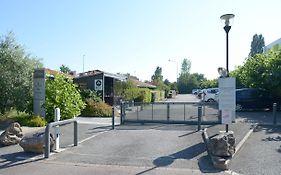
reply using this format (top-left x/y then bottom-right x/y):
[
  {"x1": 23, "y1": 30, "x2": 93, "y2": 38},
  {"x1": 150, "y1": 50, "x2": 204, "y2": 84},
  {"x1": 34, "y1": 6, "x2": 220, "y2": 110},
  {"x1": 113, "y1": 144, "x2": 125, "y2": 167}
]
[
  {"x1": 218, "y1": 67, "x2": 228, "y2": 77},
  {"x1": 220, "y1": 14, "x2": 235, "y2": 27}
]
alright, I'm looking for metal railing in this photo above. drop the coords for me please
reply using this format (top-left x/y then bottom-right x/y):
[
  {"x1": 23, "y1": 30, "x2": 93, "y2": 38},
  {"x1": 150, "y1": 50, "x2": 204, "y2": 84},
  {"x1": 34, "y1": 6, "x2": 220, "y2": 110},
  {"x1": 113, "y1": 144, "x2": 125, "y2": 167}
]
[
  {"x1": 120, "y1": 101, "x2": 220, "y2": 125},
  {"x1": 44, "y1": 118, "x2": 78, "y2": 158}
]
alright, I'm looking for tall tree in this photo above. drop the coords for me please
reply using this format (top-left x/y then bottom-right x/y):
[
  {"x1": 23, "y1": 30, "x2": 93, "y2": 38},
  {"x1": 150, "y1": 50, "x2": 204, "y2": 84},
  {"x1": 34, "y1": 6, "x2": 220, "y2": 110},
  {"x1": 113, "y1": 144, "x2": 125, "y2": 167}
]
[
  {"x1": 151, "y1": 66, "x2": 163, "y2": 82},
  {"x1": 0, "y1": 32, "x2": 43, "y2": 113},
  {"x1": 60, "y1": 64, "x2": 71, "y2": 74},
  {"x1": 249, "y1": 34, "x2": 265, "y2": 57},
  {"x1": 181, "y1": 58, "x2": 191, "y2": 74}
]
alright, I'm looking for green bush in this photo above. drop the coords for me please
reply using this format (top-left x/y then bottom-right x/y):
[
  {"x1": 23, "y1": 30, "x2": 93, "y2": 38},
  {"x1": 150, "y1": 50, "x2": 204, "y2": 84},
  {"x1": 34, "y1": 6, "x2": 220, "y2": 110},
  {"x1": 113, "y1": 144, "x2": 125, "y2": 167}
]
[
  {"x1": 80, "y1": 89, "x2": 102, "y2": 102},
  {"x1": 45, "y1": 74, "x2": 85, "y2": 122},
  {"x1": 135, "y1": 88, "x2": 151, "y2": 103},
  {"x1": 16, "y1": 115, "x2": 47, "y2": 127},
  {"x1": 81, "y1": 99, "x2": 112, "y2": 117},
  {"x1": 123, "y1": 87, "x2": 140, "y2": 101},
  {"x1": 0, "y1": 110, "x2": 46, "y2": 127},
  {"x1": 151, "y1": 91, "x2": 161, "y2": 102}
]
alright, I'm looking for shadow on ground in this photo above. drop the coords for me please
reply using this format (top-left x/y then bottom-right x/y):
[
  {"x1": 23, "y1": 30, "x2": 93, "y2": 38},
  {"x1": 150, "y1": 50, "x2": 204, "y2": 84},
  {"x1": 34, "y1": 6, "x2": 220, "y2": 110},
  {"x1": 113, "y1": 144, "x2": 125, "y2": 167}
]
[{"x1": 0, "y1": 151, "x2": 43, "y2": 170}]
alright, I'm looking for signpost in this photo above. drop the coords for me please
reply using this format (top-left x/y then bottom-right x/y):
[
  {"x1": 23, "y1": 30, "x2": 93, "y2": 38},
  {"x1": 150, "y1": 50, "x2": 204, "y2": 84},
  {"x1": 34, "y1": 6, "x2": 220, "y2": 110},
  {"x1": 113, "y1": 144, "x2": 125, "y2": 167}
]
[{"x1": 219, "y1": 77, "x2": 236, "y2": 132}]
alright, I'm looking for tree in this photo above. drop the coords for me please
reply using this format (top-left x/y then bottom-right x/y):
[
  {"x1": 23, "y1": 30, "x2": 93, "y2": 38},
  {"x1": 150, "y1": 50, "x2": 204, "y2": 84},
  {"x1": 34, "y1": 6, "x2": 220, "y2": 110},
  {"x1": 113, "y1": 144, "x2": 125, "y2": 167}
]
[
  {"x1": 151, "y1": 66, "x2": 163, "y2": 83},
  {"x1": 249, "y1": 34, "x2": 265, "y2": 57},
  {"x1": 181, "y1": 58, "x2": 191, "y2": 74},
  {"x1": 60, "y1": 64, "x2": 71, "y2": 74},
  {"x1": 0, "y1": 32, "x2": 43, "y2": 114},
  {"x1": 233, "y1": 45, "x2": 281, "y2": 96},
  {"x1": 45, "y1": 74, "x2": 85, "y2": 122}
]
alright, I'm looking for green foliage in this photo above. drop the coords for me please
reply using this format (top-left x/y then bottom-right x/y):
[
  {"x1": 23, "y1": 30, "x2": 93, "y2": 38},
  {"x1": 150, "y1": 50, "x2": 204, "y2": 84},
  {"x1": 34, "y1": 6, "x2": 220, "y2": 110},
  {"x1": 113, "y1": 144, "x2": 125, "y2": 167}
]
[
  {"x1": 81, "y1": 99, "x2": 112, "y2": 117},
  {"x1": 59, "y1": 64, "x2": 71, "y2": 74},
  {"x1": 249, "y1": 34, "x2": 265, "y2": 57},
  {"x1": 16, "y1": 115, "x2": 47, "y2": 127},
  {"x1": 232, "y1": 45, "x2": 281, "y2": 96},
  {"x1": 200, "y1": 79, "x2": 218, "y2": 89},
  {"x1": 0, "y1": 32, "x2": 43, "y2": 114},
  {"x1": 80, "y1": 89, "x2": 102, "y2": 102},
  {"x1": 45, "y1": 74, "x2": 85, "y2": 122},
  {"x1": 181, "y1": 58, "x2": 191, "y2": 74},
  {"x1": 178, "y1": 73, "x2": 206, "y2": 93},
  {"x1": 0, "y1": 110, "x2": 46, "y2": 127},
  {"x1": 135, "y1": 88, "x2": 152, "y2": 103},
  {"x1": 151, "y1": 66, "x2": 163, "y2": 83}
]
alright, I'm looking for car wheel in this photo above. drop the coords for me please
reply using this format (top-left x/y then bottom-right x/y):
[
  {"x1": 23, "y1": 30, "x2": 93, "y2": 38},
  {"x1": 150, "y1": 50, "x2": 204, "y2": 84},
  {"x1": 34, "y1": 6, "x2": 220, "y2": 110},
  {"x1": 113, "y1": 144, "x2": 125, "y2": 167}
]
[
  {"x1": 236, "y1": 104, "x2": 243, "y2": 111},
  {"x1": 207, "y1": 99, "x2": 215, "y2": 102}
]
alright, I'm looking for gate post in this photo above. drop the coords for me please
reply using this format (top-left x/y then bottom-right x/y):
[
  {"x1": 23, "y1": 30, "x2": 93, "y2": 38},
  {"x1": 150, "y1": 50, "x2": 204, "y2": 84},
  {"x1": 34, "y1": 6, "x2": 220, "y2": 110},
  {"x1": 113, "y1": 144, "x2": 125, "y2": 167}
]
[
  {"x1": 167, "y1": 103, "x2": 170, "y2": 121},
  {"x1": 112, "y1": 107, "x2": 115, "y2": 129},
  {"x1": 198, "y1": 105, "x2": 202, "y2": 131},
  {"x1": 273, "y1": 103, "x2": 277, "y2": 125}
]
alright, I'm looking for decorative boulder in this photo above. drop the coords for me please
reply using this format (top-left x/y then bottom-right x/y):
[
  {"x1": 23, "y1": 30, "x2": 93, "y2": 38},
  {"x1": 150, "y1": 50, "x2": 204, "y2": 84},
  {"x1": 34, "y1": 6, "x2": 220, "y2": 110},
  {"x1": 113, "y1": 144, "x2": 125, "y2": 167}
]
[
  {"x1": 208, "y1": 132, "x2": 235, "y2": 157},
  {"x1": 0, "y1": 122, "x2": 23, "y2": 146},
  {"x1": 19, "y1": 132, "x2": 55, "y2": 153}
]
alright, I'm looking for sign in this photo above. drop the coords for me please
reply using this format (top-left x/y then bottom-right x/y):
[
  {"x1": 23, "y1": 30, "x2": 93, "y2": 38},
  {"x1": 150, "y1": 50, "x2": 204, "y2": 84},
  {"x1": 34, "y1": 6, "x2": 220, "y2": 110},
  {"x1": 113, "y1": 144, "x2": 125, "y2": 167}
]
[
  {"x1": 95, "y1": 79, "x2": 103, "y2": 91},
  {"x1": 221, "y1": 110, "x2": 235, "y2": 124},
  {"x1": 219, "y1": 77, "x2": 236, "y2": 110}
]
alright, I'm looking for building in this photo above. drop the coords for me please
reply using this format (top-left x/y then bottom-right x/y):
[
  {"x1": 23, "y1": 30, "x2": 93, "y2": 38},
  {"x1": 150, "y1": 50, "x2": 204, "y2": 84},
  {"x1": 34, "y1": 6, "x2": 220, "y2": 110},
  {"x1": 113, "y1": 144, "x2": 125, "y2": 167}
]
[
  {"x1": 264, "y1": 37, "x2": 281, "y2": 52},
  {"x1": 74, "y1": 70, "x2": 126, "y2": 105}
]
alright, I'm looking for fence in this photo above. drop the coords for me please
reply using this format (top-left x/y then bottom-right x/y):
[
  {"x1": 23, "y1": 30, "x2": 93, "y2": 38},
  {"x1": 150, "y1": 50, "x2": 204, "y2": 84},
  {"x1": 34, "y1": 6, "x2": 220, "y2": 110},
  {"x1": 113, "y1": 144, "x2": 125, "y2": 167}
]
[{"x1": 120, "y1": 101, "x2": 220, "y2": 125}]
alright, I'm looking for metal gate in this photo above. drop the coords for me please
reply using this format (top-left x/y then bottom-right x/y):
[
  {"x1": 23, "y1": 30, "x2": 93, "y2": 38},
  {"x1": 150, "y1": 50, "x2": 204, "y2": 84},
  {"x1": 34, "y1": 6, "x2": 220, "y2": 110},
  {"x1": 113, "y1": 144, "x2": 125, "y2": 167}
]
[{"x1": 120, "y1": 102, "x2": 220, "y2": 125}]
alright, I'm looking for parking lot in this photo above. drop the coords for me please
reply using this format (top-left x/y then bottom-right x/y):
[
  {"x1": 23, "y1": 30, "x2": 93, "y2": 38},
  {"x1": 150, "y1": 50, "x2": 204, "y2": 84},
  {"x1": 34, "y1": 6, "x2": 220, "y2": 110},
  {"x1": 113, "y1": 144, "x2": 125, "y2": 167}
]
[{"x1": 0, "y1": 94, "x2": 281, "y2": 175}]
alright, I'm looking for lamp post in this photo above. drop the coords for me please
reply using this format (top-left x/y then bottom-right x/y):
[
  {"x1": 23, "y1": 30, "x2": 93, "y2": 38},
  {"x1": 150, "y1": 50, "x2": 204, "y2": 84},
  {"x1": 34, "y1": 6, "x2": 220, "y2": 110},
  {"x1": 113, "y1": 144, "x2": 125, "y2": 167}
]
[
  {"x1": 168, "y1": 59, "x2": 178, "y2": 82},
  {"x1": 220, "y1": 14, "x2": 235, "y2": 132}
]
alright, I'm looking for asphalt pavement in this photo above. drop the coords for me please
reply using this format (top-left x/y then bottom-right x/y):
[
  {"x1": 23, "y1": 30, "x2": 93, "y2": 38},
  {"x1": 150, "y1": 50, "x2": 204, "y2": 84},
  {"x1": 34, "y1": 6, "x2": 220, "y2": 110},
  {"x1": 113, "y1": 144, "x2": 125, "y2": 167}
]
[{"x1": 1, "y1": 94, "x2": 281, "y2": 174}]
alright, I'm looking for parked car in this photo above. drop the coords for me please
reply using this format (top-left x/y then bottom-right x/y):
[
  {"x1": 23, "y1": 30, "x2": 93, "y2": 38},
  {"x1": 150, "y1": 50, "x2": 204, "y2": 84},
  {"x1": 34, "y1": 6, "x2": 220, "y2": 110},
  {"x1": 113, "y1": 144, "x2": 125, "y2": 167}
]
[
  {"x1": 202, "y1": 88, "x2": 219, "y2": 102},
  {"x1": 236, "y1": 88, "x2": 280, "y2": 111},
  {"x1": 192, "y1": 89, "x2": 200, "y2": 95}
]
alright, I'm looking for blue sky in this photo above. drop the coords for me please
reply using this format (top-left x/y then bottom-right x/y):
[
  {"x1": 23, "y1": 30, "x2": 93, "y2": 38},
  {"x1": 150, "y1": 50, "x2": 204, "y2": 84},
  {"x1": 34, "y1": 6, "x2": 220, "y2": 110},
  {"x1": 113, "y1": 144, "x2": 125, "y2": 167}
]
[{"x1": 1, "y1": 0, "x2": 281, "y2": 82}]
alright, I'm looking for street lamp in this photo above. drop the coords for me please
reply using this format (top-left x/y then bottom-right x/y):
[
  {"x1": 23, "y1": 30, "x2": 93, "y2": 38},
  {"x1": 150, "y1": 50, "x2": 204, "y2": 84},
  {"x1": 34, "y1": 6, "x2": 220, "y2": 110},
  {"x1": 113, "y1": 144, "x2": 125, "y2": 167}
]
[
  {"x1": 220, "y1": 14, "x2": 235, "y2": 76},
  {"x1": 168, "y1": 59, "x2": 178, "y2": 82},
  {"x1": 220, "y1": 14, "x2": 235, "y2": 133}
]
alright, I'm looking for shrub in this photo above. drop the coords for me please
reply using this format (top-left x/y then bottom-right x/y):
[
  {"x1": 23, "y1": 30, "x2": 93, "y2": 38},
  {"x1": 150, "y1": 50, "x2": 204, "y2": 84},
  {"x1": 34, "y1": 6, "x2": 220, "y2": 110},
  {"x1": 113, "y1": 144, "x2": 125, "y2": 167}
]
[
  {"x1": 0, "y1": 110, "x2": 47, "y2": 127},
  {"x1": 16, "y1": 115, "x2": 47, "y2": 127},
  {"x1": 81, "y1": 99, "x2": 112, "y2": 117},
  {"x1": 45, "y1": 74, "x2": 85, "y2": 122},
  {"x1": 80, "y1": 89, "x2": 102, "y2": 102},
  {"x1": 135, "y1": 88, "x2": 151, "y2": 103}
]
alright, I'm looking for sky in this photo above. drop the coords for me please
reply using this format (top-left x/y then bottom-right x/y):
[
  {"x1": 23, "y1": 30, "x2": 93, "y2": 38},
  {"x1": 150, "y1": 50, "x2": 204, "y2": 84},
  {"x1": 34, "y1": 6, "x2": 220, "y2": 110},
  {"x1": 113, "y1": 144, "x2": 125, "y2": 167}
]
[{"x1": 1, "y1": 0, "x2": 281, "y2": 82}]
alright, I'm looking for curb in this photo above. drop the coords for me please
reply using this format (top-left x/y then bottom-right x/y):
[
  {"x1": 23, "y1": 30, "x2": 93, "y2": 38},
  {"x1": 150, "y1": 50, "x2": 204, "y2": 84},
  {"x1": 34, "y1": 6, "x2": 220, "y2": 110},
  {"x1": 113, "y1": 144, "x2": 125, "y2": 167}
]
[
  {"x1": 224, "y1": 124, "x2": 257, "y2": 166},
  {"x1": 202, "y1": 124, "x2": 257, "y2": 170}
]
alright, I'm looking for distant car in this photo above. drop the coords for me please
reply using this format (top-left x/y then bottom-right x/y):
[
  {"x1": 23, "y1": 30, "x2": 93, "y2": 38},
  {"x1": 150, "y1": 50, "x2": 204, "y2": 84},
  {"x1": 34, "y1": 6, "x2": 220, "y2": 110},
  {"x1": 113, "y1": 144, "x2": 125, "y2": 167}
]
[
  {"x1": 192, "y1": 89, "x2": 200, "y2": 95},
  {"x1": 236, "y1": 88, "x2": 280, "y2": 111},
  {"x1": 202, "y1": 88, "x2": 219, "y2": 102},
  {"x1": 168, "y1": 90, "x2": 177, "y2": 98}
]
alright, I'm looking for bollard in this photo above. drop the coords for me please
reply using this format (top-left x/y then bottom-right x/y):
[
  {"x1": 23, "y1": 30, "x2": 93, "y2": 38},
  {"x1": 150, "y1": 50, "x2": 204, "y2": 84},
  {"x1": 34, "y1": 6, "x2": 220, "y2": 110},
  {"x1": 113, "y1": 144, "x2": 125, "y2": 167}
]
[
  {"x1": 120, "y1": 102, "x2": 123, "y2": 124},
  {"x1": 44, "y1": 124, "x2": 51, "y2": 158},
  {"x1": 273, "y1": 103, "x2": 277, "y2": 125},
  {"x1": 167, "y1": 103, "x2": 170, "y2": 121},
  {"x1": 198, "y1": 105, "x2": 202, "y2": 131},
  {"x1": 54, "y1": 108, "x2": 60, "y2": 151},
  {"x1": 112, "y1": 107, "x2": 115, "y2": 129}
]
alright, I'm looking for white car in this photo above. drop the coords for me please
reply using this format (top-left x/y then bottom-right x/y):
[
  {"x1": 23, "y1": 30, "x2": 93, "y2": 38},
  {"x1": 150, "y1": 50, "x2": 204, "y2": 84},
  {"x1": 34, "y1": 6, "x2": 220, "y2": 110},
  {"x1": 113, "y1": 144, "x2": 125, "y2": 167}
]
[{"x1": 202, "y1": 88, "x2": 219, "y2": 102}]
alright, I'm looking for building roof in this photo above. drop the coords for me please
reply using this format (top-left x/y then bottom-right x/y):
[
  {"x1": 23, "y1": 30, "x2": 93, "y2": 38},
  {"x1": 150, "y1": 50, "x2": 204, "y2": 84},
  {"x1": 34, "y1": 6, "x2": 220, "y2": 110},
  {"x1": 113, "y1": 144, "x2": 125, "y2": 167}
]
[
  {"x1": 76, "y1": 69, "x2": 127, "y2": 81},
  {"x1": 264, "y1": 38, "x2": 281, "y2": 51},
  {"x1": 129, "y1": 78, "x2": 156, "y2": 89}
]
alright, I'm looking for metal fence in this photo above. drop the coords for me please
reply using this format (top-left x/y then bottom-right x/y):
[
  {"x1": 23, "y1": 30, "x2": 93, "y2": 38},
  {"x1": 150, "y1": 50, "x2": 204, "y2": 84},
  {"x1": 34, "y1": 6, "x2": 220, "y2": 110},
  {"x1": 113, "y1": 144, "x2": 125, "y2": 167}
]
[{"x1": 120, "y1": 101, "x2": 220, "y2": 125}]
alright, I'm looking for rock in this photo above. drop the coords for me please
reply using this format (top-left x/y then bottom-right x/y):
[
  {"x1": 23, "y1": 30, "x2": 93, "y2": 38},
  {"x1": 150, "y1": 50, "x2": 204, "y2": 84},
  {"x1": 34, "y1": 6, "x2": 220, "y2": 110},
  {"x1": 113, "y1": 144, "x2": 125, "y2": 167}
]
[
  {"x1": 208, "y1": 132, "x2": 235, "y2": 157},
  {"x1": 19, "y1": 132, "x2": 55, "y2": 153},
  {"x1": 211, "y1": 155, "x2": 229, "y2": 170},
  {"x1": 0, "y1": 122, "x2": 23, "y2": 146}
]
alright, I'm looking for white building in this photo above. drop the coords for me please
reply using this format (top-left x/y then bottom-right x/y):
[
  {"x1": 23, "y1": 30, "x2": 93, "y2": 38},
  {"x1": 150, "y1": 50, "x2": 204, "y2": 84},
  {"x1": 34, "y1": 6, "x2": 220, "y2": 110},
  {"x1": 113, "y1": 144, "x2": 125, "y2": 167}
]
[{"x1": 264, "y1": 37, "x2": 281, "y2": 52}]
